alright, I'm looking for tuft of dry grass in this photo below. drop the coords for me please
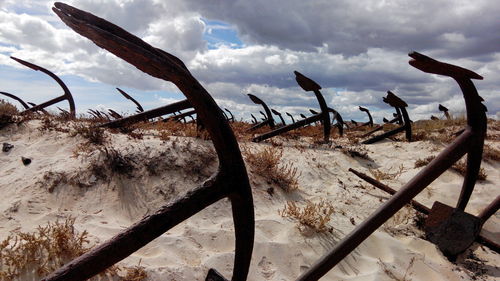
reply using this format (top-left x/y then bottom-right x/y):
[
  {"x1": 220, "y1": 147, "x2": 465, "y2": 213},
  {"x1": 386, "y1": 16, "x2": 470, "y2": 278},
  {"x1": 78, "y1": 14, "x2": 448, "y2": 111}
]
[
  {"x1": 70, "y1": 123, "x2": 108, "y2": 146},
  {"x1": 0, "y1": 218, "x2": 92, "y2": 280},
  {"x1": 279, "y1": 200, "x2": 335, "y2": 234},
  {"x1": 0, "y1": 100, "x2": 19, "y2": 116},
  {"x1": 414, "y1": 156, "x2": 487, "y2": 180},
  {"x1": 243, "y1": 146, "x2": 300, "y2": 192},
  {"x1": 369, "y1": 164, "x2": 406, "y2": 181}
]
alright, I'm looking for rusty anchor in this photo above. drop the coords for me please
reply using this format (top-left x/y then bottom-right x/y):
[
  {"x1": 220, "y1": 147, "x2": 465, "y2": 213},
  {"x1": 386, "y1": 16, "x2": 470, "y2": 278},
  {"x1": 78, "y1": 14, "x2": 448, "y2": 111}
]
[
  {"x1": 225, "y1": 108, "x2": 235, "y2": 122},
  {"x1": 272, "y1": 109, "x2": 286, "y2": 126},
  {"x1": 46, "y1": 3, "x2": 254, "y2": 281},
  {"x1": 350, "y1": 106, "x2": 374, "y2": 128},
  {"x1": 116, "y1": 88, "x2": 144, "y2": 113},
  {"x1": 247, "y1": 94, "x2": 275, "y2": 131},
  {"x1": 439, "y1": 104, "x2": 451, "y2": 120},
  {"x1": 328, "y1": 107, "x2": 344, "y2": 136},
  {"x1": 297, "y1": 51, "x2": 488, "y2": 280},
  {"x1": 286, "y1": 112, "x2": 295, "y2": 123},
  {"x1": 362, "y1": 91, "x2": 412, "y2": 144},
  {"x1": 252, "y1": 71, "x2": 331, "y2": 143},
  {"x1": 10, "y1": 56, "x2": 76, "y2": 118}
]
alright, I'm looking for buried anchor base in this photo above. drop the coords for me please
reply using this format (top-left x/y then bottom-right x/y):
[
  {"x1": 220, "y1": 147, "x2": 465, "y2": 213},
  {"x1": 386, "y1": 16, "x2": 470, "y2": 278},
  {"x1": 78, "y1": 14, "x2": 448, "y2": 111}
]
[{"x1": 425, "y1": 201, "x2": 481, "y2": 260}]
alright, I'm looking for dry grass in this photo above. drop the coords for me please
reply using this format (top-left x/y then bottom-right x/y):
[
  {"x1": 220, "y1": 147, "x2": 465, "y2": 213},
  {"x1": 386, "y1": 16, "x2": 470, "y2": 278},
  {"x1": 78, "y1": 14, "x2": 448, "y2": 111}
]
[
  {"x1": 0, "y1": 100, "x2": 19, "y2": 116},
  {"x1": 0, "y1": 218, "x2": 92, "y2": 280},
  {"x1": 279, "y1": 200, "x2": 335, "y2": 234},
  {"x1": 369, "y1": 164, "x2": 406, "y2": 181},
  {"x1": 482, "y1": 144, "x2": 500, "y2": 162},
  {"x1": 0, "y1": 218, "x2": 147, "y2": 280},
  {"x1": 414, "y1": 156, "x2": 487, "y2": 180},
  {"x1": 243, "y1": 146, "x2": 300, "y2": 192},
  {"x1": 378, "y1": 256, "x2": 416, "y2": 281},
  {"x1": 70, "y1": 123, "x2": 108, "y2": 146}
]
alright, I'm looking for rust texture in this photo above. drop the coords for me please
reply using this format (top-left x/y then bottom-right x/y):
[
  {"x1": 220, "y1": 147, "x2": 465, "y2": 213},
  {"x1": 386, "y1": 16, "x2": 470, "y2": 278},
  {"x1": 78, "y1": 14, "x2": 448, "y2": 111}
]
[
  {"x1": 10, "y1": 56, "x2": 76, "y2": 117},
  {"x1": 45, "y1": 3, "x2": 254, "y2": 281},
  {"x1": 297, "y1": 51, "x2": 487, "y2": 280}
]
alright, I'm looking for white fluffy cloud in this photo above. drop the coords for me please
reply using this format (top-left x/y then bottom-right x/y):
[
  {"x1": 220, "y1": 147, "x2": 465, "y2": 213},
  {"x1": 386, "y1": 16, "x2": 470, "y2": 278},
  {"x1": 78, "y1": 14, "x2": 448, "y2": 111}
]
[{"x1": 0, "y1": 0, "x2": 498, "y2": 121}]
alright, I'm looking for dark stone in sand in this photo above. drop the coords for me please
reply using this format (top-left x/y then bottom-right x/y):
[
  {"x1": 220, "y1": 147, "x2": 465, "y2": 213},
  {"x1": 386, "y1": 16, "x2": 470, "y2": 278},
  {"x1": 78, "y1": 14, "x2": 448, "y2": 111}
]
[
  {"x1": 2, "y1": 142, "x2": 13, "y2": 152},
  {"x1": 21, "y1": 157, "x2": 31, "y2": 166}
]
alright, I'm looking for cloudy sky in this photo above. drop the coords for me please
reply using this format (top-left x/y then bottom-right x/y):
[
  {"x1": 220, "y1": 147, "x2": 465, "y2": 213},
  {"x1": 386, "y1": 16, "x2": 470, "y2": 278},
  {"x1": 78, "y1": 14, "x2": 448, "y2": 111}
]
[{"x1": 1, "y1": 0, "x2": 499, "y2": 123}]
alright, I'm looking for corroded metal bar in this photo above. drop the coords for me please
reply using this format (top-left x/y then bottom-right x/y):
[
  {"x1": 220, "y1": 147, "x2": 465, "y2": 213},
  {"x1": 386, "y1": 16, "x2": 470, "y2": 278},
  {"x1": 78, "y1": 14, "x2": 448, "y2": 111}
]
[
  {"x1": 298, "y1": 51, "x2": 487, "y2": 280},
  {"x1": 225, "y1": 108, "x2": 234, "y2": 122},
  {"x1": 477, "y1": 195, "x2": 500, "y2": 223},
  {"x1": 116, "y1": 88, "x2": 144, "y2": 112},
  {"x1": 348, "y1": 168, "x2": 430, "y2": 214},
  {"x1": 0, "y1": 91, "x2": 30, "y2": 109},
  {"x1": 359, "y1": 106, "x2": 373, "y2": 127},
  {"x1": 10, "y1": 56, "x2": 76, "y2": 117},
  {"x1": 107, "y1": 109, "x2": 122, "y2": 119},
  {"x1": 286, "y1": 112, "x2": 295, "y2": 123},
  {"x1": 101, "y1": 99, "x2": 191, "y2": 128},
  {"x1": 250, "y1": 114, "x2": 257, "y2": 124},
  {"x1": 49, "y1": 4, "x2": 254, "y2": 281}
]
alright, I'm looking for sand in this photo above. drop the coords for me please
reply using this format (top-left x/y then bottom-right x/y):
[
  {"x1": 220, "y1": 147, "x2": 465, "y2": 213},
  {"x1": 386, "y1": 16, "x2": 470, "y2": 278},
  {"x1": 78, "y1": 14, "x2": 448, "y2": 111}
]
[{"x1": 0, "y1": 119, "x2": 498, "y2": 280}]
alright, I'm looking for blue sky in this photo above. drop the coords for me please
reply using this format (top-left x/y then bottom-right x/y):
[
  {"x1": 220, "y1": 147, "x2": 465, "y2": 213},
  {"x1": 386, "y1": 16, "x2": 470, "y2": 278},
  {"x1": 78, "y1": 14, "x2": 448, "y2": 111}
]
[{"x1": 1, "y1": 1, "x2": 498, "y2": 122}]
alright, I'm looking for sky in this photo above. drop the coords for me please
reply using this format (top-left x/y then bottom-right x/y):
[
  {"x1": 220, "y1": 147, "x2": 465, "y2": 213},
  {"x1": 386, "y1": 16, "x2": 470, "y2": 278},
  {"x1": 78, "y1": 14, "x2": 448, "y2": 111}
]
[{"x1": 0, "y1": 0, "x2": 499, "y2": 123}]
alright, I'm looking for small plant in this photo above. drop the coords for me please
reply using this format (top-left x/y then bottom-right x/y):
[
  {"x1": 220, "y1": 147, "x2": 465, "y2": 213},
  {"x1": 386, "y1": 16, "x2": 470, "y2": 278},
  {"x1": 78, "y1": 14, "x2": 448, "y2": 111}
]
[
  {"x1": 102, "y1": 147, "x2": 137, "y2": 177},
  {"x1": 279, "y1": 200, "x2": 335, "y2": 234},
  {"x1": 71, "y1": 123, "x2": 107, "y2": 145},
  {"x1": 243, "y1": 146, "x2": 300, "y2": 192},
  {"x1": 0, "y1": 218, "x2": 91, "y2": 279},
  {"x1": 369, "y1": 164, "x2": 406, "y2": 181}
]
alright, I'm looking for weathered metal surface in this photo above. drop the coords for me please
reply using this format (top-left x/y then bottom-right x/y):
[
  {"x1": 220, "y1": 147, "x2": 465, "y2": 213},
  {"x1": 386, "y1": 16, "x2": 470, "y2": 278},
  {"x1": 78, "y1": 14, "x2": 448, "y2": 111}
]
[
  {"x1": 425, "y1": 202, "x2": 481, "y2": 258},
  {"x1": 297, "y1": 51, "x2": 487, "y2": 280},
  {"x1": 116, "y1": 88, "x2": 144, "y2": 112},
  {"x1": 47, "y1": 3, "x2": 254, "y2": 281},
  {"x1": 286, "y1": 112, "x2": 295, "y2": 123},
  {"x1": 478, "y1": 195, "x2": 500, "y2": 224},
  {"x1": 439, "y1": 104, "x2": 451, "y2": 120},
  {"x1": 10, "y1": 56, "x2": 76, "y2": 117}
]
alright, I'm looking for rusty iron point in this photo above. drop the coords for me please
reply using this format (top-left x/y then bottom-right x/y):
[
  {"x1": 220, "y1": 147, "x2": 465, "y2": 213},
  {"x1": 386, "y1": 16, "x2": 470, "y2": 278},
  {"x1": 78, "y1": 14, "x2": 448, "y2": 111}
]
[
  {"x1": 10, "y1": 56, "x2": 76, "y2": 118},
  {"x1": 300, "y1": 113, "x2": 307, "y2": 119},
  {"x1": 250, "y1": 114, "x2": 257, "y2": 124},
  {"x1": 297, "y1": 51, "x2": 488, "y2": 280},
  {"x1": 225, "y1": 108, "x2": 235, "y2": 122},
  {"x1": 252, "y1": 71, "x2": 331, "y2": 143},
  {"x1": 116, "y1": 88, "x2": 144, "y2": 113},
  {"x1": 0, "y1": 91, "x2": 30, "y2": 109},
  {"x1": 48, "y1": 3, "x2": 254, "y2": 281},
  {"x1": 272, "y1": 109, "x2": 286, "y2": 126},
  {"x1": 362, "y1": 91, "x2": 412, "y2": 144},
  {"x1": 285, "y1": 112, "x2": 295, "y2": 123},
  {"x1": 439, "y1": 104, "x2": 451, "y2": 120},
  {"x1": 107, "y1": 109, "x2": 123, "y2": 119},
  {"x1": 247, "y1": 94, "x2": 275, "y2": 130}
]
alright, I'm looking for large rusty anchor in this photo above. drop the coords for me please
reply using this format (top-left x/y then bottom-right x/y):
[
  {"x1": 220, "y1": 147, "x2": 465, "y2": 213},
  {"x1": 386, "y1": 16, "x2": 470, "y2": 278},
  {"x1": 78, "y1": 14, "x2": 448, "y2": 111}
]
[
  {"x1": 116, "y1": 88, "x2": 144, "y2": 113},
  {"x1": 252, "y1": 72, "x2": 331, "y2": 143},
  {"x1": 0, "y1": 91, "x2": 31, "y2": 109},
  {"x1": 350, "y1": 106, "x2": 373, "y2": 128},
  {"x1": 272, "y1": 109, "x2": 286, "y2": 126},
  {"x1": 7, "y1": 57, "x2": 76, "y2": 117},
  {"x1": 46, "y1": 3, "x2": 254, "y2": 281},
  {"x1": 247, "y1": 94, "x2": 275, "y2": 131},
  {"x1": 362, "y1": 91, "x2": 412, "y2": 144},
  {"x1": 297, "y1": 52, "x2": 488, "y2": 280}
]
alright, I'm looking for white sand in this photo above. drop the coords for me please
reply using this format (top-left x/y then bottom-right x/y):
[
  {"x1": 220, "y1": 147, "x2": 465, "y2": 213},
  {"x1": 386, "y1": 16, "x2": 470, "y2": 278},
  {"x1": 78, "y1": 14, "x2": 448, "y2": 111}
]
[{"x1": 0, "y1": 119, "x2": 498, "y2": 280}]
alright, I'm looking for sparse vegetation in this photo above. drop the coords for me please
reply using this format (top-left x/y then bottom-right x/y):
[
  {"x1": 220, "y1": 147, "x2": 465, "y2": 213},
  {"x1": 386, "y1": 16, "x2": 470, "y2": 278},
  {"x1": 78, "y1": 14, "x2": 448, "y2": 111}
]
[
  {"x1": 369, "y1": 164, "x2": 406, "y2": 181},
  {"x1": 378, "y1": 256, "x2": 416, "y2": 281},
  {"x1": 279, "y1": 200, "x2": 335, "y2": 234},
  {"x1": 414, "y1": 156, "x2": 487, "y2": 180},
  {"x1": 243, "y1": 146, "x2": 300, "y2": 192},
  {"x1": 0, "y1": 218, "x2": 147, "y2": 280},
  {"x1": 71, "y1": 123, "x2": 108, "y2": 145}
]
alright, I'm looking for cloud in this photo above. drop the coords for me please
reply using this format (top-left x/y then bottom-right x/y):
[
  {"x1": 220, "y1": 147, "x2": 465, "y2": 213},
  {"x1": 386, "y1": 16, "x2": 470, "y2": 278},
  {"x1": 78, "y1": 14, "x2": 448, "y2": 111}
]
[{"x1": 0, "y1": 0, "x2": 498, "y2": 122}]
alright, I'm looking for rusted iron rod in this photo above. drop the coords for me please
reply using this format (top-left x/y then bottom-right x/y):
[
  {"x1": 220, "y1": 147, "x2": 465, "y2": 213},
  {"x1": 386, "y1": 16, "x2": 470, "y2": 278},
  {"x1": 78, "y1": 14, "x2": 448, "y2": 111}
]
[
  {"x1": 101, "y1": 99, "x2": 191, "y2": 128},
  {"x1": 0, "y1": 91, "x2": 30, "y2": 109},
  {"x1": 348, "y1": 168, "x2": 430, "y2": 214},
  {"x1": 477, "y1": 195, "x2": 499, "y2": 223},
  {"x1": 286, "y1": 112, "x2": 295, "y2": 123},
  {"x1": 362, "y1": 125, "x2": 406, "y2": 144},
  {"x1": 248, "y1": 94, "x2": 275, "y2": 129},
  {"x1": 116, "y1": 88, "x2": 144, "y2": 112},
  {"x1": 225, "y1": 108, "x2": 234, "y2": 122},
  {"x1": 252, "y1": 113, "x2": 322, "y2": 142},
  {"x1": 169, "y1": 109, "x2": 196, "y2": 122},
  {"x1": 250, "y1": 114, "x2": 257, "y2": 124},
  {"x1": 272, "y1": 109, "x2": 286, "y2": 126}
]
